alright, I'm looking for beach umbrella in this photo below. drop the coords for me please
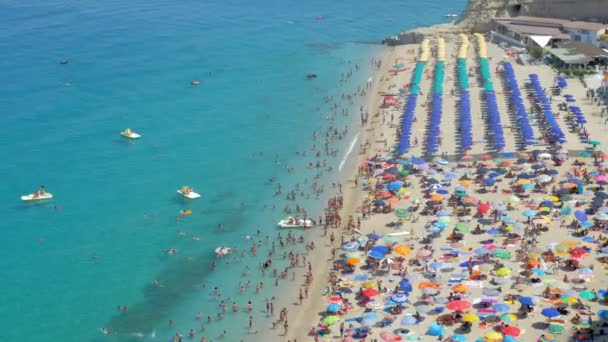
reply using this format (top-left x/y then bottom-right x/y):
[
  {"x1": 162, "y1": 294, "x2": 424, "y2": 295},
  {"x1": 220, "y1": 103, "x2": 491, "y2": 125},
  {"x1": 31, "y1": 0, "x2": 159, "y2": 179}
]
[
  {"x1": 414, "y1": 304, "x2": 433, "y2": 313},
  {"x1": 321, "y1": 315, "x2": 340, "y2": 325},
  {"x1": 518, "y1": 297, "x2": 534, "y2": 306},
  {"x1": 346, "y1": 257, "x2": 361, "y2": 266},
  {"x1": 328, "y1": 296, "x2": 342, "y2": 304},
  {"x1": 366, "y1": 299, "x2": 384, "y2": 310},
  {"x1": 399, "y1": 279, "x2": 413, "y2": 292},
  {"x1": 326, "y1": 303, "x2": 341, "y2": 312},
  {"x1": 484, "y1": 331, "x2": 503, "y2": 341},
  {"x1": 363, "y1": 288, "x2": 379, "y2": 297},
  {"x1": 496, "y1": 267, "x2": 511, "y2": 276},
  {"x1": 400, "y1": 315, "x2": 417, "y2": 325},
  {"x1": 446, "y1": 300, "x2": 471, "y2": 311},
  {"x1": 598, "y1": 309, "x2": 608, "y2": 319},
  {"x1": 503, "y1": 326, "x2": 520, "y2": 337},
  {"x1": 361, "y1": 280, "x2": 376, "y2": 288},
  {"x1": 508, "y1": 195, "x2": 520, "y2": 203},
  {"x1": 394, "y1": 245, "x2": 411, "y2": 256},
  {"x1": 547, "y1": 323, "x2": 565, "y2": 333},
  {"x1": 462, "y1": 313, "x2": 479, "y2": 323},
  {"x1": 369, "y1": 251, "x2": 385, "y2": 259},
  {"x1": 341, "y1": 241, "x2": 360, "y2": 251},
  {"x1": 427, "y1": 322, "x2": 444, "y2": 336},
  {"x1": 452, "y1": 284, "x2": 468, "y2": 293},
  {"x1": 522, "y1": 210, "x2": 537, "y2": 217},
  {"x1": 589, "y1": 140, "x2": 601, "y2": 147},
  {"x1": 580, "y1": 291, "x2": 596, "y2": 300},
  {"x1": 383, "y1": 236, "x2": 399, "y2": 243},
  {"x1": 362, "y1": 311, "x2": 380, "y2": 325},
  {"x1": 495, "y1": 251, "x2": 511, "y2": 259},
  {"x1": 560, "y1": 295, "x2": 577, "y2": 304},
  {"x1": 478, "y1": 203, "x2": 490, "y2": 214},
  {"x1": 395, "y1": 208, "x2": 409, "y2": 218},
  {"x1": 379, "y1": 331, "x2": 402, "y2": 342},
  {"x1": 452, "y1": 334, "x2": 467, "y2": 342},
  {"x1": 541, "y1": 308, "x2": 560, "y2": 318},
  {"x1": 367, "y1": 233, "x2": 382, "y2": 240},
  {"x1": 422, "y1": 288, "x2": 439, "y2": 295},
  {"x1": 483, "y1": 289, "x2": 501, "y2": 297},
  {"x1": 493, "y1": 303, "x2": 510, "y2": 312},
  {"x1": 391, "y1": 292, "x2": 408, "y2": 304},
  {"x1": 500, "y1": 313, "x2": 517, "y2": 322}
]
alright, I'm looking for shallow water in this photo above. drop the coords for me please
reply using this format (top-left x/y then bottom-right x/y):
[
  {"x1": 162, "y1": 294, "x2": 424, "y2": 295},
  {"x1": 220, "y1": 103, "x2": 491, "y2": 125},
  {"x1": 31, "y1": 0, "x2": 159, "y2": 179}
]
[{"x1": 0, "y1": 0, "x2": 465, "y2": 340}]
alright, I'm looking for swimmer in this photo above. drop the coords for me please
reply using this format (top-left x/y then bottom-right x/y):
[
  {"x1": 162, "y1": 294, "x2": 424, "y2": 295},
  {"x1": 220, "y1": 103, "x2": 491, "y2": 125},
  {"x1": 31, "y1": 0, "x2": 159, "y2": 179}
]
[
  {"x1": 191, "y1": 80, "x2": 201, "y2": 85},
  {"x1": 192, "y1": 236, "x2": 200, "y2": 240},
  {"x1": 100, "y1": 328, "x2": 109, "y2": 335}
]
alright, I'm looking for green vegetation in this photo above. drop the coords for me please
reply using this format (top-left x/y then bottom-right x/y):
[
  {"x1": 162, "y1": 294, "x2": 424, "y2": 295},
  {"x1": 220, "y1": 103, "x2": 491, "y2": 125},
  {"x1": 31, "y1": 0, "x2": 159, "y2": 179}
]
[{"x1": 526, "y1": 46, "x2": 545, "y2": 59}]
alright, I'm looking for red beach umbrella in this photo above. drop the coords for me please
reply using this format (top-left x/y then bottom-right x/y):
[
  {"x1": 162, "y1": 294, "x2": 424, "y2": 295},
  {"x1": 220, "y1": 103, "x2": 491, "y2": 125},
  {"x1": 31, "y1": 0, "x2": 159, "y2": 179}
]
[
  {"x1": 503, "y1": 325, "x2": 521, "y2": 336},
  {"x1": 363, "y1": 288, "x2": 379, "y2": 297},
  {"x1": 477, "y1": 203, "x2": 490, "y2": 214},
  {"x1": 446, "y1": 300, "x2": 472, "y2": 311}
]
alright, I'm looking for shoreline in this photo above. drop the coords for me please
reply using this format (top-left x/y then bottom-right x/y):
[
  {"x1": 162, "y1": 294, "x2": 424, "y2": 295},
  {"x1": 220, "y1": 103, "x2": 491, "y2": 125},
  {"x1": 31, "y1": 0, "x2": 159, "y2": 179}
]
[{"x1": 258, "y1": 44, "x2": 402, "y2": 341}]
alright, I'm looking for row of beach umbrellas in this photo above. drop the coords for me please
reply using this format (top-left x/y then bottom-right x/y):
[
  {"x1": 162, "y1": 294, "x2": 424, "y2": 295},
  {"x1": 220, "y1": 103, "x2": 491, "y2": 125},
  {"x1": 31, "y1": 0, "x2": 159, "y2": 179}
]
[
  {"x1": 502, "y1": 62, "x2": 534, "y2": 145},
  {"x1": 529, "y1": 74, "x2": 566, "y2": 144},
  {"x1": 458, "y1": 58, "x2": 473, "y2": 152},
  {"x1": 398, "y1": 61, "x2": 426, "y2": 154},
  {"x1": 425, "y1": 61, "x2": 445, "y2": 153}
]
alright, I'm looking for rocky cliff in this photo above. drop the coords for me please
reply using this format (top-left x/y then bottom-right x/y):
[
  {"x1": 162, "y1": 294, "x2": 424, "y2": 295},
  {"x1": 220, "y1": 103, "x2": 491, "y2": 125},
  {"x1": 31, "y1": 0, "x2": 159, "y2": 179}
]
[{"x1": 383, "y1": 0, "x2": 608, "y2": 45}]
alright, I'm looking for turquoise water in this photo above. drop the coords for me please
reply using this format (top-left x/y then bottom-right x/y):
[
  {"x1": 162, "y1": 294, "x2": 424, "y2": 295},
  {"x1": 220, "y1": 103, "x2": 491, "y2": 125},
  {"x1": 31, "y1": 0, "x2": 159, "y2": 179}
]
[{"x1": 0, "y1": 0, "x2": 465, "y2": 340}]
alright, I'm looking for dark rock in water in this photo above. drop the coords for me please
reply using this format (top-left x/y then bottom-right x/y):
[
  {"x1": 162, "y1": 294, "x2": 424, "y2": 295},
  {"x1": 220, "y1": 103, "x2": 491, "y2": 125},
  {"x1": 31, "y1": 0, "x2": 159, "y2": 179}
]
[
  {"x1": 59, "y1": 60, "x2": 69, "y2": 65},
  {"x1": 306, "y1": 74, "x2": 317, "y2": 80}
]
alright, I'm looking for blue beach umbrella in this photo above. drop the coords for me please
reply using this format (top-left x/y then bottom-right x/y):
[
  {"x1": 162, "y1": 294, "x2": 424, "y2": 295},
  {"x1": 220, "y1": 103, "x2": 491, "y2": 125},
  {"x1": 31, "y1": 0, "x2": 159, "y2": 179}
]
[
  {"x1": 427, "y1": 322, "x2": 444, "y2": 336},
  {"x1": 575, "y1": 210, "x2": 588, "y2": 221},
  {"x1": 391, "y1": 292, "x2": 408, "y2": 303},
  {"x1": 541, "y1": 308, "x2": 560, "y2": 318},
  {"x1": 401, "y1": 315, "x2": 417, "y2": 326},
  {"x1": 399, "y1": 280, "x2": 413, "y2": 292},
  {"x1": 522, "y1": 210, "x2": 537, "y2": 217},
  {"x1": 327, "y1": 303, "x2": 341, "y2": 312},
  {"x1": 519, "y1": 297, "x2": 534, "y2": 306},
  {"x1": 493, "y1": 303, "x2": 510, "y2": 312}
]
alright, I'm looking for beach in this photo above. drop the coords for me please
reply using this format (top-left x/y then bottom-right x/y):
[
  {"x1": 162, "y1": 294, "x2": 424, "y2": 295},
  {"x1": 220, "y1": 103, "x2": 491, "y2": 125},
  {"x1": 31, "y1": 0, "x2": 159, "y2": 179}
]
[{"x1": 270, "y1": 33, "x2": 608, "y2": 342}]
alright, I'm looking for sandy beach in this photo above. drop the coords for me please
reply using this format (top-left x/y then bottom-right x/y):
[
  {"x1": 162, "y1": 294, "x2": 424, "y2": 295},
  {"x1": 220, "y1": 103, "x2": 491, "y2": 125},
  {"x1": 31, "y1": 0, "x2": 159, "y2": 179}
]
[{"x1": 269, "y1": 32, "x2": 608, "y2": 342}]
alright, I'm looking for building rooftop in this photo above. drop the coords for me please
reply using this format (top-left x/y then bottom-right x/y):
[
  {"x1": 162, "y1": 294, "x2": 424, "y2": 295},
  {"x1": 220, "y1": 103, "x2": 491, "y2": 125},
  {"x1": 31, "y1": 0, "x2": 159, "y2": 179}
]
[
  {"x1": 496, "y1": 16, "x2": 608, "y2": 32},
  {"x1": 547, "y1": 41, "x2": 608, "y2": 65}
]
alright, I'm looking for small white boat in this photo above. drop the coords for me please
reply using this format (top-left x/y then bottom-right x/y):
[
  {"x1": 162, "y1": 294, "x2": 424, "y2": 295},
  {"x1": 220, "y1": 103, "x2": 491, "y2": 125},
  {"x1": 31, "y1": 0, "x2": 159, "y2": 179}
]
[
  {"x1": 120, "y1": 129, "x2": 141, "y2": 139},
  {"x1": 445, "y1": 13, "x2": 458, "y2": 18},
  {"x1": 177, "y1": 187, "x2": 201, "y2": 199},
  {"x1": 277, "y1": 216, "x2": 312, "y2": 228},
  {"x1": 21, "y1": 192, "x2": 53, "y2": 201},
  {"x1": 215, "y1": 246, "x2": 231, "y2": 256}
]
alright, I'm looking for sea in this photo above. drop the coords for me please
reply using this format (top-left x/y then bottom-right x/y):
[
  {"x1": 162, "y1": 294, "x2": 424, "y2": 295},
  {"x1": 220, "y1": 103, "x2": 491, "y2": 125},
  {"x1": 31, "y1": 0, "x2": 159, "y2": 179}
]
[{"x1": 0, "y1": 0, "x2": 466, "y2": 341}]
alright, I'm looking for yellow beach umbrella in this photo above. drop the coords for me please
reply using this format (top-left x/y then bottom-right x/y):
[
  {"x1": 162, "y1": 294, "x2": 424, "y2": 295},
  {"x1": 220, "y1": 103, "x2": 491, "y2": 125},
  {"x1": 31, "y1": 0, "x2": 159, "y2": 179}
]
[
  {"x1": 485, "y1": 331, "x2": 504, "y2": 341},
  {"x1": 459, "y1": 180, "x2": 472, "y2": 187},
  {"x1": 517, "y1": 179, "x2": 531, "y2": 185},
  {"x1": 362, "y1": 281, "x2": 376, "y2": 289},
  {"x1": 496, "y1": 267, "x2": 512, "y2": 277},
  {"x1": 462, "y1": 312, "x2": 479, "y2": 323}
]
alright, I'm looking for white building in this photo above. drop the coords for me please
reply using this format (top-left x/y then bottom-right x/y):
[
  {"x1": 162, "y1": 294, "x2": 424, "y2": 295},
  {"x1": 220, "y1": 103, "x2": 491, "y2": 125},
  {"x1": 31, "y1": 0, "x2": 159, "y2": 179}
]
[{"x1": 494, "y1": 16, "x2": 607, "y2": 47}]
